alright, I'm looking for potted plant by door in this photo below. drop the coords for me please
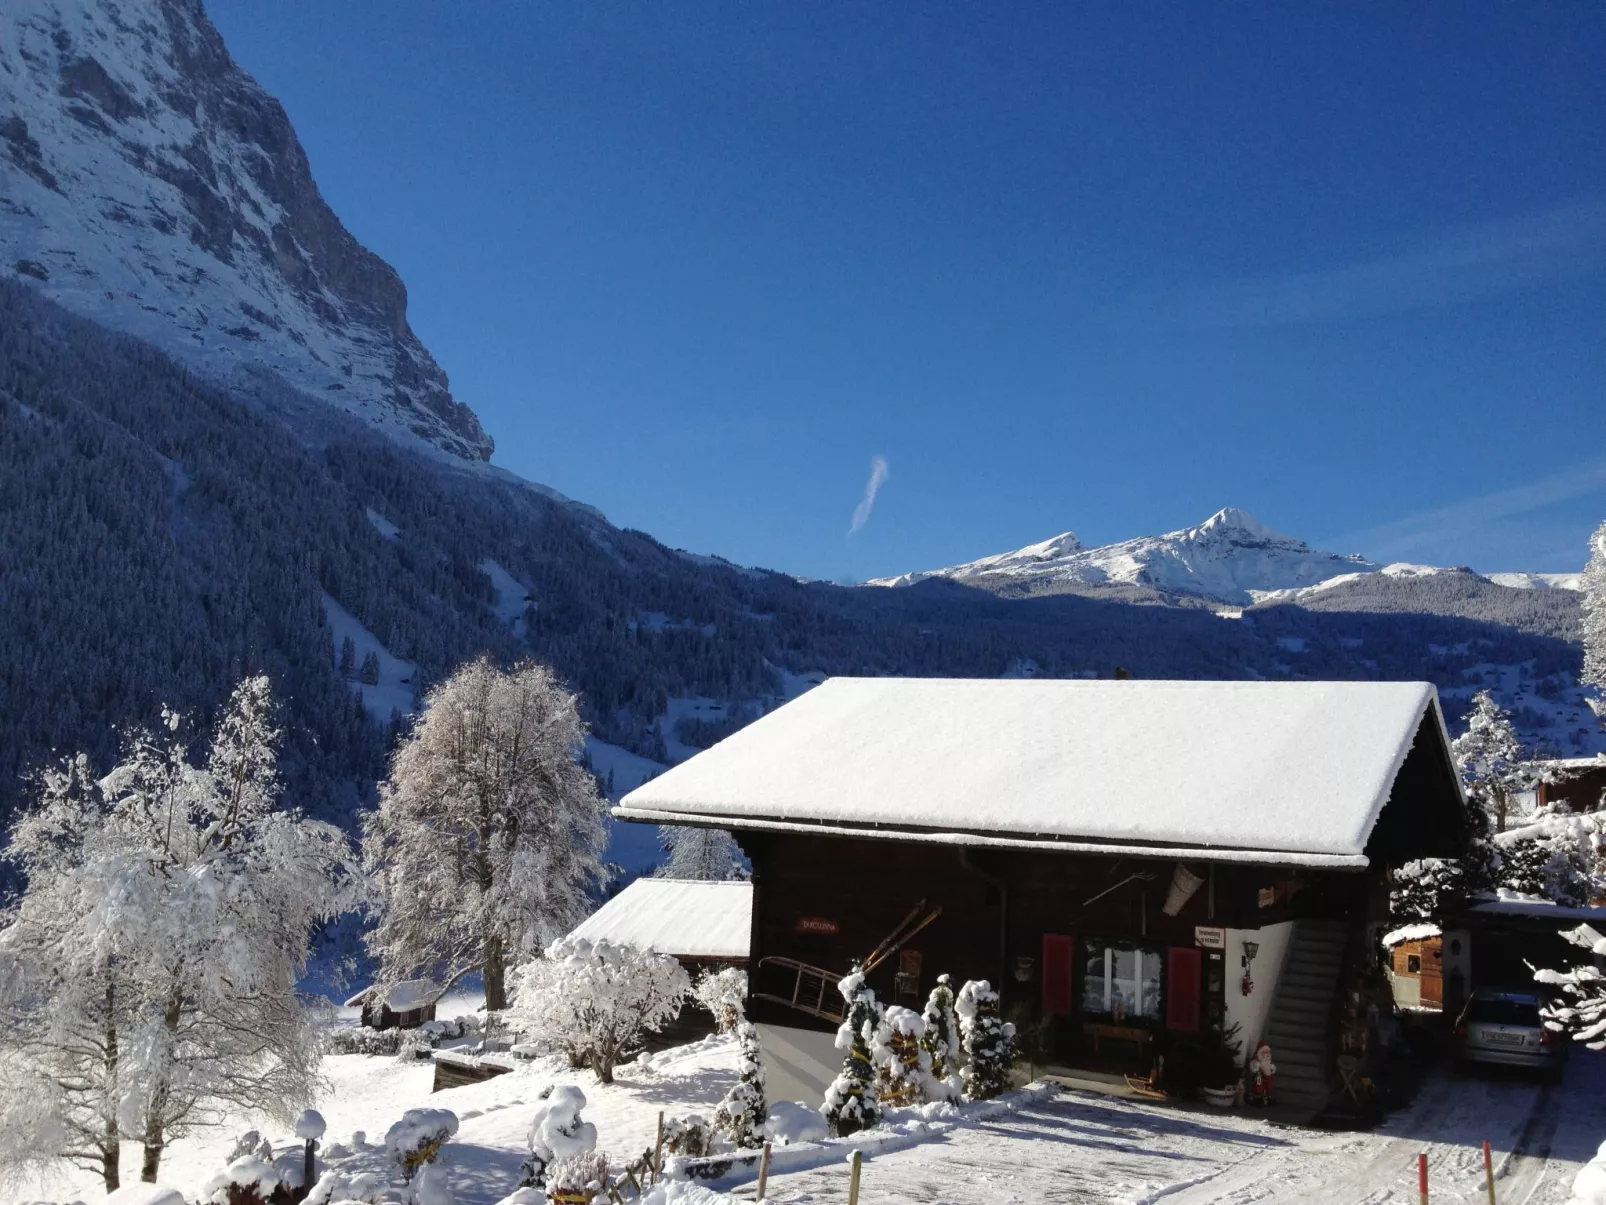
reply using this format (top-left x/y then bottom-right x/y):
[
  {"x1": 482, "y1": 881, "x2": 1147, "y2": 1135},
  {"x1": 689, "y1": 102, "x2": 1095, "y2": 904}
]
[{"x1": 1199, "y1": 1023, "x2": 1244, "y2": 1108}]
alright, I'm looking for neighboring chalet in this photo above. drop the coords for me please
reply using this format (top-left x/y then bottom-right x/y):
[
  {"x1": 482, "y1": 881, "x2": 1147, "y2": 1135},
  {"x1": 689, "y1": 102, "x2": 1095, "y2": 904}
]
[
  {"x1": 344, "y1": 979, "x2": 441, "y2": 1030},
  {"x1": 566, "y1": 877, "x2": 751, "y2": 1046},
  {"x1": 614, "y1": 677, "x2": 1470, "y2": 1119},
  {"x1": 568, "y1": 877, "x2": 751, "y2": 973},
  {"x1": 1536, "y1": 757, "x2": 1606, "y2": 813}
]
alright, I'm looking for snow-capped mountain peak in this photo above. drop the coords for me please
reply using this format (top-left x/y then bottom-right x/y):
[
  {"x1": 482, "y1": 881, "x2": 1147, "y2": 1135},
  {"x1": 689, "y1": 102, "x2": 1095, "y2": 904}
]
[
  {"x1": 0, "y1": 0, "x2": 493, "y2": 460},
  {"x1": 870, "y1": 507, "x2": 1378, "y2": 604}
]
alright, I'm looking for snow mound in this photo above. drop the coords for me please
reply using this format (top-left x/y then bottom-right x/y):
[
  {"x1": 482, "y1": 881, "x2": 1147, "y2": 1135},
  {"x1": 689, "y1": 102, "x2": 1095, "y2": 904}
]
[{"x1": 105, "y1": 1187, "x2": 188, "y2": 1205}]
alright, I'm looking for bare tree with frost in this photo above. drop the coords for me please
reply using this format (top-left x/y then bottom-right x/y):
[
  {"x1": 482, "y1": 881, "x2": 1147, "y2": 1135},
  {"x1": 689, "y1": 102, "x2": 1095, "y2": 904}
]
[
  {"x1": 1584, "y1": 520, "x2": 1606, "y2": 726},
  {"x1": 0, "y1": 677, "x2": 363, "y2": 1190},
  {"x1": 362, "y1": 656, "x2": 608, "y2": 1010},
  {"x1": 655, "y1": 824, "x2": 748, "y2": 881}
]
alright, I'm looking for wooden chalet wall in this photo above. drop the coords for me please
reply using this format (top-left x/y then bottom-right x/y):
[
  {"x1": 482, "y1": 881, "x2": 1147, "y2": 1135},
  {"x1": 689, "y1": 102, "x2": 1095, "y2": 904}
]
[{"x1": 744, "y1": 830, "x2": 1377, "y2": 1059}]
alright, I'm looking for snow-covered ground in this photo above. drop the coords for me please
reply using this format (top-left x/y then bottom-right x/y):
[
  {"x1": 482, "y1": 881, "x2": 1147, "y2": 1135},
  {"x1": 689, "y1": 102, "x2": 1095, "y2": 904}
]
[
  {"x1": 755, "y1": 1058, "x2": 1606, "y2": 1205},
  {"x1": 22, "y1": 1030, "x2": 740, "y2": 1205}
]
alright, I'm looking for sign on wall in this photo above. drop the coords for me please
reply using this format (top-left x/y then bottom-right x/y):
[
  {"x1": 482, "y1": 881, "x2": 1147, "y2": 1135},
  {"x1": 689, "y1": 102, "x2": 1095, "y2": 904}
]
[
  {"x1": 1194, "y1": 926, "x2": 1226, "y2": 950},
  {"x1": 794, "y1": 916, "x2": 840, "y2": 935}
]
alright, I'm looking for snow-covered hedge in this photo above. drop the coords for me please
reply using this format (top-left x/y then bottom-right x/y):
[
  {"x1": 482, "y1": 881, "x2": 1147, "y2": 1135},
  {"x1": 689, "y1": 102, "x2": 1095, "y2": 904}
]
[{"x1": 385, "y1": 1108, "x2": 459, "y2": 1182}]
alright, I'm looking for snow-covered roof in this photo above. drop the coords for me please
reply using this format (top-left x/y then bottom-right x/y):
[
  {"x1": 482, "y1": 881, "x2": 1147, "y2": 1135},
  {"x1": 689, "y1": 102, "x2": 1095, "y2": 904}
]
[
  {"x1": 616, "y1": 678, "x2": 1457, "y2": 867},
  {"x1": 344, "y1": 979, "x2": 441, "y2": 1011},
  {"x1": 1382, "y1": 923, "x2": 1441, "y2": 948},
  {"x1": 566, "y1": 878, "x2": 751, "y2": 960}
]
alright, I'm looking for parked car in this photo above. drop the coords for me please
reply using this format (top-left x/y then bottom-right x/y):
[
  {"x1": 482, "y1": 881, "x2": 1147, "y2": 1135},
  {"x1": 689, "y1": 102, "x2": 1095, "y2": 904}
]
[{"x1": 1452, "y1": 988, "x2": 1568, "y2": 1079}]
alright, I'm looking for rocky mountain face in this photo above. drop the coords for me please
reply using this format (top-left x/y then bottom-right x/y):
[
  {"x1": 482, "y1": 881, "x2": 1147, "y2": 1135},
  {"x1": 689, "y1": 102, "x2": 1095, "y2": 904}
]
[{"x1": 0, "y1": 0, "x2": 493, "y2": 460}]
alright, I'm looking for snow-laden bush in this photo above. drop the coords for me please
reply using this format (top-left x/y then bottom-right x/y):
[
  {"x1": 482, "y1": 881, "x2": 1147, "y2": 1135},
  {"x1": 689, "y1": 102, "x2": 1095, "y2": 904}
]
[
  {"x1": 766, "y1": 1101, "x2": 827, "y2": 1146},
  {"x1": 691, "y1": 967, "x2": 747, "y2": 1034},
  {"x1": 326, "y1": 1027, "x2": 406, "y2": 1056},
  {"x1": 305, "y1": 1169, "x2": 387, "y2": 1205},
  {"x1": 920, "y1": 975, "x2": 963, "y2": 1102},
  {"x1": 1535, "y1": 923, "x2": 1606, "y2": 1049},
  {"x1": 872, "y1": 1005, "x2": 933, "y2": 1106},
  {"x1": 385, "y1": 1108, "x2": 459, "y2": 1183},
  {"x1": 712, "y1": 1021, "x2": 767, "y2": 1149},
  {"x1": 956, "y1": 979, "x2": 1016, "y2": 1101},
  {"x1": 547, "y1": 1150, "x2": 611, "y2": 1202},
  {"x1": 821, "y1": 970, "x2": 883, "y2": 1137},
  {"x1": 521, "y1": 1084, "x2": 598, "y2": 1189},
  {"x1": 411, "y1": 1162, "x2": 455, "y2": 1205},
  {"x1": 1496, "y1": 811, "x2": 1606, "y2": 906},
  {"x1": 661, "y1": 1114, "x2": 716, "y2": 1158},
  {"x1": 508, "y1": 938, "x2": 690, "y2": 1083},
  {"x1": 202, "y1": 1155, "x2": 279, "y2": 1205}
]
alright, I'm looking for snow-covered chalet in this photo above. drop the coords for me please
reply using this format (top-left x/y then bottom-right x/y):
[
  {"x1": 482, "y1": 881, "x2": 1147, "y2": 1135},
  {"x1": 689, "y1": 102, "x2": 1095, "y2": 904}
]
[{"x1": 614, "y1": 677, "x2": 1470, "y2": 1117}]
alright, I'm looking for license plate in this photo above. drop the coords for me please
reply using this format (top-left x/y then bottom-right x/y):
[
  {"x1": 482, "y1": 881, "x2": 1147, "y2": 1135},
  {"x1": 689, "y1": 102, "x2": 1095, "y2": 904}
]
[{"x1": 1484, "y1": 1031, "x2": 1526, "y2": 1046}]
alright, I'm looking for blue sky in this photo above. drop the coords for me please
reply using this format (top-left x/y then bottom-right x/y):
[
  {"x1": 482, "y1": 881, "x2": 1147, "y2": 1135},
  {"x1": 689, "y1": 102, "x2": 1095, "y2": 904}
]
[{"x1": 207, "y1": 1, "x2": 1605, "y2": 581}]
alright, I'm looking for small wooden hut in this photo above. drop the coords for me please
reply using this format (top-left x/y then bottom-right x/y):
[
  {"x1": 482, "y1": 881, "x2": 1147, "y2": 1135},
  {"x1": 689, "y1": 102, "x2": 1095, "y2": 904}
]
[{"x1": 344, "y1": 979, "x2": 440, "y2": 1030}]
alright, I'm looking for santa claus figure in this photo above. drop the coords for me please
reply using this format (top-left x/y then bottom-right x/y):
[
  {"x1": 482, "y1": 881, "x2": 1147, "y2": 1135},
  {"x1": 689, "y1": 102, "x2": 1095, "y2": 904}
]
[{"x1": 1247, "y1": 1042, "x2": 1276, "y2": 1107}]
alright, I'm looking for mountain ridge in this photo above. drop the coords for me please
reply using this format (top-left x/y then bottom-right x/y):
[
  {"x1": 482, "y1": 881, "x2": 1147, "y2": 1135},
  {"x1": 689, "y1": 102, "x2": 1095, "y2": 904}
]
[{"x1": 872, "y1": 507, "x2": 1583, "y2": 606}]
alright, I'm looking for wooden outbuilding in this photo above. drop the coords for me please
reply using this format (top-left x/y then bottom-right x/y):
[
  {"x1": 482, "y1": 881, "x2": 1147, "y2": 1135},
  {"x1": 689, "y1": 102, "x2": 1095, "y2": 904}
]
[
  {"x1": 344, "y1": 979, "x2": 440, "y2": 1030},
  {"x1": 1536, "y1": 758, "x2": 1606, "y2": 814},
  {"x1": 614, "y1": 677, "x2": 1470, "y2": 1121}
]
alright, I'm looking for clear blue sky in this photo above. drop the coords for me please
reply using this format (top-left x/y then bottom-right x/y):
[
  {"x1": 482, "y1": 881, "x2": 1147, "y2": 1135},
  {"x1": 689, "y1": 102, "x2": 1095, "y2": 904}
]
[{"x1": 207, "y1": 1, "x2": 1606, "y2": 581}]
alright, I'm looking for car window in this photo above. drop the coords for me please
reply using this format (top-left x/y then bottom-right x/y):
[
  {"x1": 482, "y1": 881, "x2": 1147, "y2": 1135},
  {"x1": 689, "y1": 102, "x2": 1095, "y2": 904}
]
[{"x1": 1465, "y1": 999, "x2": 1540, "y2": 1026}]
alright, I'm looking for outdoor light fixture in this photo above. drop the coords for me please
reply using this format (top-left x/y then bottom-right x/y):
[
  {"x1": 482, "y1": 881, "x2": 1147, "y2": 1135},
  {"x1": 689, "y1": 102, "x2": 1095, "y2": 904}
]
[{"x1": 1240, "y1": 940, "x2": 1259, "y2": 996}]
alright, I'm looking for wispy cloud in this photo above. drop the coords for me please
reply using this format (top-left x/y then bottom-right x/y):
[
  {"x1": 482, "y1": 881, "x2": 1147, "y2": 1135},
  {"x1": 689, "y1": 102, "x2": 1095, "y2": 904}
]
[
  {"x1": 1143, "y1": 200, "x2": 1606, "y2": 329},
  {"x1": 848, "y1": 455, "x2": 890, "y2": 536},
  {"x1": 1326, "y1": 457, "x2": 1606, "y2": 564}
]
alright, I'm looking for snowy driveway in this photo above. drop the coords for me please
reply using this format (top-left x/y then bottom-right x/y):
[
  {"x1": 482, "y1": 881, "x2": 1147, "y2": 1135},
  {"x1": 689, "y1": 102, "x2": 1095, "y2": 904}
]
[{"x1": 756, "y1": 1056, "x2": 1606, "y2": 1204}]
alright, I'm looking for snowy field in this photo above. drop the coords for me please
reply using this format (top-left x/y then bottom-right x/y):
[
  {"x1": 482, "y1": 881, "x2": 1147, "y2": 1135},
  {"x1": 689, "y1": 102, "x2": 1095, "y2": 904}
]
[{"x1": 20, "y1": 1012, "x2": 1606, "y2": 1204}]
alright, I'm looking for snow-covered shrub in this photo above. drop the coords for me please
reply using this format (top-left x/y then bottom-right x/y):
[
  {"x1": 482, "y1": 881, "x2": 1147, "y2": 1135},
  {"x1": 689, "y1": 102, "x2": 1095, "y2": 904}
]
[
  {"x1": 662, "y1": 1114, "x2": 717, "y2": 1158},
  {"x1": 766, "y1": 1101, "x2": 827, "y2": 1146},
  {"x1": 385, "y1": 1109, "x2": 459, "y2": 1183},
  {"x1": 305, "y1": 1169, "x2": 387, "y2": 1205},
  {"x1": 202, "y1": 1155, "x2": 280, "y2": 1205},
  {"x1": 225, "y1": 1132, "x2": 275, "y2": 1164},
  {"x1": 296, "y1": 1109, "x2": 328, "y2": 1144},
  {"x1": 508, "y1": 938, "x2": 690, "y2": 1083},
  {"x1": 956, "y1": 979, "x2": 1016, "y2": 1101},
  {"x1": 326, "y1": 1027, "x2": 405, "y2": 1056},
  {"x1": 712, "y1": 1021, "x2": 767, "y2": 1149},
  {"x1": 491, "y1": 1190, "x2": 548, "y2": 1205},
  {"x1": 920, "y1": 975, "x2": 962, "y2": 1102},
  {"x1": 872, "y1": 1006, "x2": 932, "y2": 1107},
  {"x1": 546, "y1": 1150, "x2": 611, "y2": 1202},
  {"x1": 411, "y1": 1163, "x2": 455, "y2": 1205},
  {"x1": 692, "y1": 967, "x2": 748, "y2": 1034},
  {"x1": 1535, "y1": 924, "x2": 1606, "y2": 1049},
  {"x1": 521, "y1": 1084, "x2": 598, "y2": 1189},
  {"x1": 822, "y1": 969, "x2": 883, "y2": 1137},
  {"x1": 361, "y1": 657, "x2": 608, "y2": 1012},
  {"x1": 1496, "y1": 811, "x2": 1606, "y2": 906}
]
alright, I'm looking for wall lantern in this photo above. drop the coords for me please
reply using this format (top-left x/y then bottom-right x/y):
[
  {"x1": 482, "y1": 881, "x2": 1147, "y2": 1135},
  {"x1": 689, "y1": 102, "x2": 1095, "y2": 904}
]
[{"x1": 1240, "y1": 940, "x2": 1260, "y2": 996}]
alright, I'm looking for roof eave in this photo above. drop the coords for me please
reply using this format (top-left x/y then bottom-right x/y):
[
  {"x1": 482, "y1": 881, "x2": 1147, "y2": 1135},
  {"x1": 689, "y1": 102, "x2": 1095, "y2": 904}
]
[{"x1": 611, "y1": 804, "x2": 1370, "y2": 869}]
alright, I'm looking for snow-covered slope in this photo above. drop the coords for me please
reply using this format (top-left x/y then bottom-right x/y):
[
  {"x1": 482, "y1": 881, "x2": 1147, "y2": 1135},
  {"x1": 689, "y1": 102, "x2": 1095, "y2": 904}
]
[
  {"x1": 0, "y1": 0, "x2": 493, "y2": 460},
  {"x1": 1487, "y1": 572, "x2": 1584, "y2": 591},
  {"x1": 873, "y1": 507, "x2": 1377, "y2": 605}
]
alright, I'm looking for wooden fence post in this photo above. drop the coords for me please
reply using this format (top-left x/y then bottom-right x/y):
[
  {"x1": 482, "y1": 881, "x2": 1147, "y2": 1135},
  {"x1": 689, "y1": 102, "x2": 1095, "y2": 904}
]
[
  {"x1": 756, "y1": 1141, "x2": 772, "y2": 1200},
  {"x1": 1483, "y1": 1140, "x2": 1496, "y2": 1204},
  {"x1": 848, "y1": 1149, "x2": 863, "y2": 1205},
  {"x1": 1419, "y1": 1152, "x2": 1429, "y2": 1205},
  {"x1": 653, "y1": 1112, "x2": 664, "y2": 1184}
]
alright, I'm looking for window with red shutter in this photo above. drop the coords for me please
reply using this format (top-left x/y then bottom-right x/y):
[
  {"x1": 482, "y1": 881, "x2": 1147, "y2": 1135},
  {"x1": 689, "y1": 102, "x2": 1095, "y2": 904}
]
[
  {"x1": 1042, "y1": 933, "x2": 1073, "y2": 1014},
  {"x1": 1166, "y1": 946, "x2": 1202, "y2": 1033}
]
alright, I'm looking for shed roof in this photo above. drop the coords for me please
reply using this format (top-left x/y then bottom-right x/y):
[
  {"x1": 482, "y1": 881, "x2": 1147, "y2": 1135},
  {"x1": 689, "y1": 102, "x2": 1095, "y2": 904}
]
[
  {"x1": 615, "y1": 678, "x2": 1458, "y2": 868},
  {"x1": 567, "y1": 878, "x2": 751, "y2": 960},
  {"x1": 343, "y1": 979, "x2": 440, "y2": 1011}
]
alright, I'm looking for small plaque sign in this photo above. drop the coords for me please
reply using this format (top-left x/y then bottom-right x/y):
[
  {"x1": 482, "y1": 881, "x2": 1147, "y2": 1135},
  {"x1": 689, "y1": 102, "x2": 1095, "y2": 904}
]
[
  {"x1": 795, "y1": 916, "x2": 840, "y2": 936},
  {"x1": 1258, "y1": 887, "x2": 1276, "y2": 908},
  {"x1": 1194, "y1": 926, "x2": 1226, "y2": 950}
]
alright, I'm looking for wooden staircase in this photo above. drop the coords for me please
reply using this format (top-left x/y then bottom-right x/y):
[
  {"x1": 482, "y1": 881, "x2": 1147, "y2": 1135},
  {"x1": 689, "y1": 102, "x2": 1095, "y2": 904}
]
[{"x1": 1260, "y1": 919, "x2": 1348, "y2": 1121}]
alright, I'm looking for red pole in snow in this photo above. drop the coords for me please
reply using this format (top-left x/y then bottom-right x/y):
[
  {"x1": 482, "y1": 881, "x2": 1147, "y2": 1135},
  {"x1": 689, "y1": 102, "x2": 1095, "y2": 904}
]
[
  {"x1": 1419, "y1": 1152, "x2": 1429, "y2": 1204},
  {"x1": 1483, "y1": 1140, "x2": 1496, "y2": 1204}
]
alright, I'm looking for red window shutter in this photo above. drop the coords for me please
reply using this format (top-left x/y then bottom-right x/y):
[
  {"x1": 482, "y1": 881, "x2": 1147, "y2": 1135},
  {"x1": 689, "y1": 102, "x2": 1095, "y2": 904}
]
[
  {"x1": 1042, "y1": 933, "x2": 1074, "y2": 1014},
  {"x1": 1167, "y1": 946, "x2": 1202, "y2": 1033}
]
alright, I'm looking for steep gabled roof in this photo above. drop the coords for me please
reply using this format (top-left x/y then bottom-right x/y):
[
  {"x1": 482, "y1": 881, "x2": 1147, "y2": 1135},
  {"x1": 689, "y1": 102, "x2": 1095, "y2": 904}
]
[
  {"x1": 615, "y1": 678, "x2": 1460, "y2": 868},
  {"x1": 567, "y1": 878, "x2": 751, "y2": 959}
]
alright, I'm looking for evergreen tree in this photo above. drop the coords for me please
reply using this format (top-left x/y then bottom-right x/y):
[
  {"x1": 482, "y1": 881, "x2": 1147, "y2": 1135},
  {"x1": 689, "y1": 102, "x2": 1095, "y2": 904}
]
[
  {"x1": 1533, "y1": 922, "x2": 1606, "y2": 1048},
  {"x1": 872, "y1": 1006, "x2": 932, "y2": 1107},
  {"x1": 919, "y1": 974, "x2": 962, "y2": 1102},
  {"x1": 359, "y1": 651, "x2": 380, "y2": 686},
  {"x1": 822, "y1": 969, "x2": 883, "y2": 1137},
  {"x1": 1452, "y1": 690, "x2": 1540, "y2": 833},
  {"x1": 955, "y1": 979, "x2": 1015, "y2": 1102},
  {"x1": 338, "y1": 636, "x2": 356, "y2": 678},
  {"x1": 712, "y1": 1021, "x2": 767, "y2": 1149}
]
